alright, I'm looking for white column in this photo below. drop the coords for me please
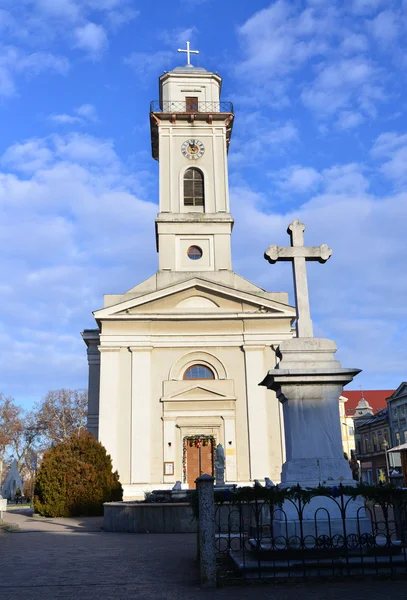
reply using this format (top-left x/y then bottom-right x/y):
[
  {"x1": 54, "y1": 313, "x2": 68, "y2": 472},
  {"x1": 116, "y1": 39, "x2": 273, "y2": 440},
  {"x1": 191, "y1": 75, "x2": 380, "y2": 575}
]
[
  {"x1": 130, "y1": 347, "x2": 153, "y2": 484},
  {"x1": 223, "y1": 417, "x2": 237, "y2": 482},
  {"x1": 243, "y1": 345, "x2": 270, "y2": 481},
  {"x1": 98, "y1": 347, "x2": 121, "y2": 472}
]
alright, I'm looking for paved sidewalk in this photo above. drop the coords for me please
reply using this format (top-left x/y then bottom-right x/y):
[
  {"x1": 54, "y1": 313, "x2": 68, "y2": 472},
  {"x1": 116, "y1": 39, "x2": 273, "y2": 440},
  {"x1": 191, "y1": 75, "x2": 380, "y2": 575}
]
[
  {"x1": 1, "y1": 511, "x2": 407, "y2": 599},
  {"x1": 3, "y1": 508, "x2": 103, "y2": 532}
]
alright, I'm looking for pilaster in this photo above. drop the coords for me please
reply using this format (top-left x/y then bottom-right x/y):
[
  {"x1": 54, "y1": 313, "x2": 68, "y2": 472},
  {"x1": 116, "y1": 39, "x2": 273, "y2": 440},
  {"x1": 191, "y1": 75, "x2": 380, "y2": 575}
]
[
  {"x1": 242, "y1": 345, "x2": 271, "y2": 481},
  {"x1": 129, "y1": 347, "x2": 153, "y2": 484},
  {"x1": 98, "y1": 346, "x2": 121, "y2": 471}
]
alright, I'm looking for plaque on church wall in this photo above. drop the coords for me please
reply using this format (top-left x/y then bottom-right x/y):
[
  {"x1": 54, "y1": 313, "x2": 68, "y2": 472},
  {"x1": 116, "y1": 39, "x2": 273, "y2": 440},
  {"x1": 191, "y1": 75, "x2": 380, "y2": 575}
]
[{"x1": 164, "y1": 462, "x2": 174, "y2": 476}]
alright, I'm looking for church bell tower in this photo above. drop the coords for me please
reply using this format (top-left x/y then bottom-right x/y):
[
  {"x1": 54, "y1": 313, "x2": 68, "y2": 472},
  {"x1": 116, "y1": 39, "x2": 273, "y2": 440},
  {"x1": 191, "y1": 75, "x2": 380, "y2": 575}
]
[{"x1": 150, "y1": 43, "x2": 235, "y2": 273}]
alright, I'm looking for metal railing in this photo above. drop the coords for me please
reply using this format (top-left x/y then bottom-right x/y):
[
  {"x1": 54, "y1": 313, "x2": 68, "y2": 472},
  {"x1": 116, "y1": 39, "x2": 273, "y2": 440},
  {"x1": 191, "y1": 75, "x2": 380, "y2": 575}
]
[
  {"x1": 150, "y1": 100, "x2": 233, "y2": 114},
  {"x1": 212, "y1": 484, "x2": 407, "y2": 581}
]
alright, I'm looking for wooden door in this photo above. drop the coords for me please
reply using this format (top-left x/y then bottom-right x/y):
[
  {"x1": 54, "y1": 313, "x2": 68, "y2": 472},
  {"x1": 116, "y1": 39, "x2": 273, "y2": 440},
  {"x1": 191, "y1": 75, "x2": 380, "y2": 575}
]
[{"x1": 186, "y1": 439, "x2": 213, "y2": 488}]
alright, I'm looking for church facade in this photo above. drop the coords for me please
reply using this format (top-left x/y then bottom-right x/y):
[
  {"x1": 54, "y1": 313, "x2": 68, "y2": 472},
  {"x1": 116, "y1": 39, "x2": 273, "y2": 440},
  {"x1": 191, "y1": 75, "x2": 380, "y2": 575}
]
[{"x1": 82, "y1": 57, "x2": 295, "y2": 499}]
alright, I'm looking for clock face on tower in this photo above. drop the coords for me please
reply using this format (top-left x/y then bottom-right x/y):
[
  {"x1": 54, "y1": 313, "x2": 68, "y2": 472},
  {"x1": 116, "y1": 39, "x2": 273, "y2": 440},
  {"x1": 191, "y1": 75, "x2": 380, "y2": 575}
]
[{"x1": 181, "y1": 139, "x2": 205, "y2": 160}]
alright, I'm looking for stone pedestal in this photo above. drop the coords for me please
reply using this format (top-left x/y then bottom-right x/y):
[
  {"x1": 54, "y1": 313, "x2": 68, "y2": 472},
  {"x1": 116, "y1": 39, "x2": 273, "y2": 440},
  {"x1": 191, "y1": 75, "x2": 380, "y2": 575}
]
[
  {"x1": 261, "y1": 337, "x2": 360, "y2": 488},
  {"x1": 261, "y1": 337, "x2": 369, "y2": 538}
]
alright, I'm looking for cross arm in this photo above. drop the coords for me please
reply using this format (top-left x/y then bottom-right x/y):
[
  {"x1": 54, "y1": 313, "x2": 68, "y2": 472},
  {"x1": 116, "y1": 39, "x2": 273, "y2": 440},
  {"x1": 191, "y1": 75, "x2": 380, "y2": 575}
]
[{"x1": 264, "y1": 244, "x2": 332, "y2": 264}]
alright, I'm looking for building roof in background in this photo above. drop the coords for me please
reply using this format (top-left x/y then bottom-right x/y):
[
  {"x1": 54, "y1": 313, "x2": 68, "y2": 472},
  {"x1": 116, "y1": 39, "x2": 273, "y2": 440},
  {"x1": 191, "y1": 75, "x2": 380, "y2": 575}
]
[{"x1": 342, "y1": 390, "x2": 394, "y2": 415}]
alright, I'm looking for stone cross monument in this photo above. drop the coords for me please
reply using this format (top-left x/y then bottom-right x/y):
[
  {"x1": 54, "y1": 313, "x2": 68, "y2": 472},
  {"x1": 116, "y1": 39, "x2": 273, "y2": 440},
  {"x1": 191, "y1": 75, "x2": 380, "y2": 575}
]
[
  {"x1": 261, "y1": 220, "x2": 360, "y2": 489},
  {"x1": 264, "y1": 219, "x2": 332, "y2": 337}
]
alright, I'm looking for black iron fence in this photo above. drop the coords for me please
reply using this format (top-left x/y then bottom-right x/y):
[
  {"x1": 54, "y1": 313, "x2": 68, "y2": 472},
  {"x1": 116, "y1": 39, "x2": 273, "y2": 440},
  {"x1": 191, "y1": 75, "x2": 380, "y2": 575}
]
[
  {"x1": 150, "y1": 100, "x2": 234, "y2": 114},
  {"x1": 213, "y1": 484, "x2": 407, "y2": 580}
]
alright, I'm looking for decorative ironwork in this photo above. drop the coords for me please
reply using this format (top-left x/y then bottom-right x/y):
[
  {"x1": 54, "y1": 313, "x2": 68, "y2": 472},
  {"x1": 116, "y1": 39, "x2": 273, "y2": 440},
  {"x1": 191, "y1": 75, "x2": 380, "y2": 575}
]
[
  {"x1": 150, "y1": 100, "x2": 234, "y2": 114},
  {"x1": 212, "y1": 484, "x2": 407, "y2": 580}
]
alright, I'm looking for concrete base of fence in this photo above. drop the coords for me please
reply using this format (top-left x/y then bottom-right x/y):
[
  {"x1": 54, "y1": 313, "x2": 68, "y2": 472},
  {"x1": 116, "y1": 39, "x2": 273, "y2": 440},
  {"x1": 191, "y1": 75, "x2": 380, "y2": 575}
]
[
  {"x1": 272, "y1": 516, "x2": 372, "y2": 539},
  {"x1": 103, "y1": 502, "x2": 197, "y2": 533}
]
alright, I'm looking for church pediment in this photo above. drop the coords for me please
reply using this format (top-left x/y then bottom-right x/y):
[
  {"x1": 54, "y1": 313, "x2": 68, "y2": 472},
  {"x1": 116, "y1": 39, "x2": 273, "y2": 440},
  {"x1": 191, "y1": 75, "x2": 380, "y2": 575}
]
[
  {"x1": 162, "y1": 378, "x2": 236, "y2": 402},
  {"x1": 94, "y1": 277, "x2": 295, "y2": 320},
  {"x1": 163, "y1": 385, "x2": 233, "y2": 402}
]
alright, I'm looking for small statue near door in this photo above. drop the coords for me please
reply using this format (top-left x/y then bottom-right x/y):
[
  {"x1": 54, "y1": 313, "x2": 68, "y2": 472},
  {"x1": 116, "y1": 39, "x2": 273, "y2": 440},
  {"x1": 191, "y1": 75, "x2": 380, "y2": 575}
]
[{"x1": 215, "y1": 443, "x2": 225, "y2": 486}]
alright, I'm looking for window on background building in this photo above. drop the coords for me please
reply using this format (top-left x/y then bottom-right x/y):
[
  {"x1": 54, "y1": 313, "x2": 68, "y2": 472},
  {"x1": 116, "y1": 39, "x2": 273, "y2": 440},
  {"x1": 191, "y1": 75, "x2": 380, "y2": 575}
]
[
  {"x1": 362, "y1": 470, "x2": 373, "y2": 484},
  {"x1": 394, "y1": 408, "x2": 398, "y2": 420},
  {"x1": 378, "y1": 432, "x2": 383, "y2": 449},
  {"x1": 357, "y1": 441, "x2": 362, "y2": 455},
  {"x1": 396, "y1": 431, "x2": 401, "y2": 445},
  {"x1": 185, "y1": 97, "x2": 199, "y2": 112},
  {"x1": 401, "y1": 405, "x2": 406, "y2": 417},
  {"x1": 372, "y1": 434, "x2": 377, "y2": 451},
  {"x1": 184, "y1": 168, "x2": 204, "y2": 207},
  {"x1": 404, "y1": 431, "x2": 407, "y2": 443},
  {"x1": 348, "y1": 426, "x2": 354, "y2": 436},
  {"x1": 183, "y1": 364, "x2": 215, "y2": 380},
  {"x1": 365, "y1": 437, "x2": 371, "y2": 453},
  {"x1": 384, "y1": 430, "x2": 389, "y2": 444}
]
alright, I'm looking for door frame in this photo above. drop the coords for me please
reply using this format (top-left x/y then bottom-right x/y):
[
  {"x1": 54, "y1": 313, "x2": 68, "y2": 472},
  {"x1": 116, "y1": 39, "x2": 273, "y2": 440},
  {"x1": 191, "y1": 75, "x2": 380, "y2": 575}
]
[{"x1": 183, "y1": 435, "x2": 216, "y2": 484}]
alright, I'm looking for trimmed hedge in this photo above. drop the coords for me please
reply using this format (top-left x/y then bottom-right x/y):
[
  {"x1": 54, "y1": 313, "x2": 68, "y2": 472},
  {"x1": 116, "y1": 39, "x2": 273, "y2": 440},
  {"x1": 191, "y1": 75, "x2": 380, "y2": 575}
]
[{"x1": 34, "y1": 431, "x2": 123, "y2": 517}]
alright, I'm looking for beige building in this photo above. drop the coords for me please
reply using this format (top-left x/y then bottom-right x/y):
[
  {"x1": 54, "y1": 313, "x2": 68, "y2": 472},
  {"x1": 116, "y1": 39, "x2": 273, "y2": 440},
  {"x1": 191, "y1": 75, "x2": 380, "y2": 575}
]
[{"x1": 82, "y1": 57, "x2": 296, "y2": 499}]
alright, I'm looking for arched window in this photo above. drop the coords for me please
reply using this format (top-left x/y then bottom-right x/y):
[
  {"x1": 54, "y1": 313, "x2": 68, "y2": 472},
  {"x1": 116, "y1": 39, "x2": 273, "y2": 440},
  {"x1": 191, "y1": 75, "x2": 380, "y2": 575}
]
[
  {"x1": 183, "y1": 364, "x2": 215, "y2": 380},
  {"x1": 184, "y1": 168, "x2": 204, "y2": 207}
]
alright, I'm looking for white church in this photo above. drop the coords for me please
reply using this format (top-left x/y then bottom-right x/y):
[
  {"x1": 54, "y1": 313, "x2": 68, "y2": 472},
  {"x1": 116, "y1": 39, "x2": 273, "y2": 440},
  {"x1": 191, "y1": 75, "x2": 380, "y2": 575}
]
[{"x1": 82, "y1": 46, "x2": 296, "y2": 499}]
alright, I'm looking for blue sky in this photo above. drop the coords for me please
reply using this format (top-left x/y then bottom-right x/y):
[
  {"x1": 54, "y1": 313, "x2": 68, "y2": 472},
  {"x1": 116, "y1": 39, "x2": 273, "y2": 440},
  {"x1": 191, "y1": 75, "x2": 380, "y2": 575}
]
[{"x1": 1, "y1": 0, "x2": 406, "y2": 409}]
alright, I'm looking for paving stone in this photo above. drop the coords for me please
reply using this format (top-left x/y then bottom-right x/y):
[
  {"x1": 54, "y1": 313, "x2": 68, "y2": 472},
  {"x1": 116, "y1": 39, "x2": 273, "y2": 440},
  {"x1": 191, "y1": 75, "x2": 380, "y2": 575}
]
[{"x1": 0, "y1": 511, "x2": 406, "y2": 599}]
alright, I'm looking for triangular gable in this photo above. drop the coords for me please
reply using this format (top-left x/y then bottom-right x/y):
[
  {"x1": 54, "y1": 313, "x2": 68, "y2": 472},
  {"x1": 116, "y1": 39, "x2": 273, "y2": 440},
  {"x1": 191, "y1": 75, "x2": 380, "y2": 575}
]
[
  {"x1": 94, "y1": 277, "x2": 295, "y2": 320},
  {"x1": 162, "y1": 383, "x2": 236, "y2": 402},
  {"x1": 388, "y1": 383, "x2": 407, "y2": 401}
]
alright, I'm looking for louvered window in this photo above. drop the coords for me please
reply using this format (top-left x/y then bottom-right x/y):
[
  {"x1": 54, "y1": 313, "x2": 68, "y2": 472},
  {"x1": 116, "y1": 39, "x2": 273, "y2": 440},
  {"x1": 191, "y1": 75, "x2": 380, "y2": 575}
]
[{"x1": 184, "y1": 168, "x2": 204, "y2": 207}]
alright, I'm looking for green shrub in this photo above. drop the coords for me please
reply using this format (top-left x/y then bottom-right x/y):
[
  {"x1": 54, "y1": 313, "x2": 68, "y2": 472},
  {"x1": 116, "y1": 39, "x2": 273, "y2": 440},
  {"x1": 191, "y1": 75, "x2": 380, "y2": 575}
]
[{"x1": 34, "y1": 431, "x2": 122, "y2": 517}]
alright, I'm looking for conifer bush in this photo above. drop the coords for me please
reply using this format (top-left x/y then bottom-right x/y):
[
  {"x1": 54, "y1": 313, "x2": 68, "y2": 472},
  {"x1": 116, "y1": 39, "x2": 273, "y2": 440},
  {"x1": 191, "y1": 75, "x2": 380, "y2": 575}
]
[{"x1": 34, "y1": 431, "x2": 123, "y2": 517}]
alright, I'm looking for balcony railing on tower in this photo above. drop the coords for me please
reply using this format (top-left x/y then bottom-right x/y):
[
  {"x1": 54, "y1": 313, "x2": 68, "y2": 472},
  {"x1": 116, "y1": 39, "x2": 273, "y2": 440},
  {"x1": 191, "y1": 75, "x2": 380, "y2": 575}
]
[{"x1": 150, "y1": 100, "x2": 234, "y2": 114}]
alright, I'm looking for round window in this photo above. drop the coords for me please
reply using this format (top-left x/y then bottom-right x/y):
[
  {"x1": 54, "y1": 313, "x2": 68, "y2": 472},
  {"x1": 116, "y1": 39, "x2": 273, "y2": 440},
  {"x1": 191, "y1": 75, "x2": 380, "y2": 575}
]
[{"x1": 187, "y1": 245, "x2": 203, "y2": 260}]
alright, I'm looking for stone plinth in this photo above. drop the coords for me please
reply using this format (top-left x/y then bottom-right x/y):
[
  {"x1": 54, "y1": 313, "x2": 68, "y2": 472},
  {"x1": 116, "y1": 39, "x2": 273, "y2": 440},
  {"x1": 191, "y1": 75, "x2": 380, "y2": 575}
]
[
  {"x1": 261, "y1": 337, "x2": 360, "y2": 488},
  {"x1": 103, "y1": 501, "x2": 196, "y2": 533}
]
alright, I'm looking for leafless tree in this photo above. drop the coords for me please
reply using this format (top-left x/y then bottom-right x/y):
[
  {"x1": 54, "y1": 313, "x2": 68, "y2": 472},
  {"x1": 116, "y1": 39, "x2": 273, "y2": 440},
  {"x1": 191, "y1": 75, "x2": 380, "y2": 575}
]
[{"x1": 34, "y1": 389, "x2": 87, "y2": 445}]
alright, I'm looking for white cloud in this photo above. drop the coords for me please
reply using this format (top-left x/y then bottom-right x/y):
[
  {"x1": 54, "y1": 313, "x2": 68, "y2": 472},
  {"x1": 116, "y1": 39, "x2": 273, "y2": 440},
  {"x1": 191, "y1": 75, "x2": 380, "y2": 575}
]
[
  {"x1": 159, "y1": 27, "x2": 198, "y2": 49},
  {"x1": 301, "y1": 57, "x2": 383, "y2": 117},
  {"x1": 0, "y1": 45, "x2": 69, "y2": 97},
  {"x1": 235, "y1": 1, "x2": 396, "y2": 124},
  {"x1": 369, "y1": 10, "x2": 400, "y2": 43},
  {"x1": 229, "y1": 118, "x2": 299, "y2": 168},
  {"x1": 48, "y1": 114, "x2": 83, "y2": 125},
  {"x1": 74, "y1": 23, "x2": 108, "y2": 60},
  {"x1": 270, "y1": 166, "x2": 322, "y2": 193},
  {"x1": 229, "y1": 165, "x2": 407, "y2": 388},
  {"x1": 351, "y1": 0, "x2": 385, "y2": 15},
  {"x1": 1, "y1": 139, "x2": 54, "y2": 172},
  {"x1": 0, "y1": 132, "x2": 157, "y2": 400},
  {"x1": 371, "y1": 131, "x2": 407, "y2": 183},
  {"x1": 124, "y1": 51, "x2": 174, "y2": 79},
  {"x1": 340, "y1": 33, "x2": 369, "y2": 55},
  {"x1": 48, "y1": 104, "x2": 98, "y2": 126},
  {"x1": 237, "y1": 1, "x2": 328, "y2": 77},
  {"x1": 75, "y1": 103, "x2": 98, "y2": 122},
  {"x1": 335, "y1": 110, "x2": 365, "y2": 130}
]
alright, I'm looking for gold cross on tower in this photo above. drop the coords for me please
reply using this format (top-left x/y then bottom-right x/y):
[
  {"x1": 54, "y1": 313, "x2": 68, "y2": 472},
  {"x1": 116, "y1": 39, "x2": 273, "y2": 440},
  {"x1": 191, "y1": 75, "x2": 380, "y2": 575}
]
[
  {"x1": 177, "y1": 41, "x2": 199, "y2": 66},
  {"x1": 264, "y1": 220, "x2": 332, "y2": 338}
]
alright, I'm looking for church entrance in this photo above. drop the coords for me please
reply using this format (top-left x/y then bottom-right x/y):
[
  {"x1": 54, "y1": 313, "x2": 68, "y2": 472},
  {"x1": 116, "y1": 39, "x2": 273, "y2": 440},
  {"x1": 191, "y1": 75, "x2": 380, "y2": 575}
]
[{"x1": 183, "y1": 436, "x2": 215, "y2": 488}]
